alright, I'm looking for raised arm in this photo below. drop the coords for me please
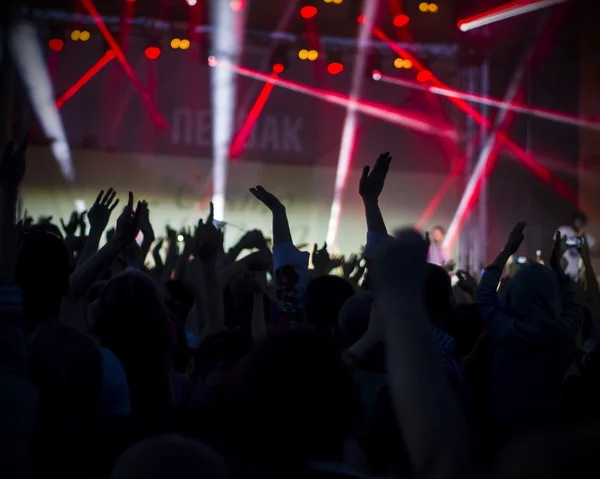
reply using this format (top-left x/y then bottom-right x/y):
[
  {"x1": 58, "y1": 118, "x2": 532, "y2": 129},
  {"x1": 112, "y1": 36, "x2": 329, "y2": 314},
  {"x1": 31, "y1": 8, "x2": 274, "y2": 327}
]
[
  {"x1": 249, "y1": 186, "x2": 309, "y2": 328},
  {"x1": 477, "y1": 222, "x2": 525, "y2": 341},
  {"x1": 374, "y1": 230, "x2": 470, "y2": 478},
  {"x1": 77, "y1": 188, "x2": 120, "y2": 267},
  {"x1": 69, "y1": 192, "x2": 145, "y2": 298},
  {"x1": 359, "y1": 152, "x2": 393, "y2": 260}
]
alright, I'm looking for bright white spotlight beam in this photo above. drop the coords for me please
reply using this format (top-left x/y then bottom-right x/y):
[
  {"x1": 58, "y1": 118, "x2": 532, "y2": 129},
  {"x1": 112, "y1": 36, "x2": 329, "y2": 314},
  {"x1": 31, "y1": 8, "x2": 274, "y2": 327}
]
[
  {"x1": 458, "y1": 0, "x2": 569, "y2": 32},
  {"x1": 9, "y1": 21, "x2": 74, "y2": 182},
  {"x1": 326, "y1": 0, "x2": 379, "y2": 248},
  {"x1": 210, "y1": 0, "x2": 246, "y2": 221}
]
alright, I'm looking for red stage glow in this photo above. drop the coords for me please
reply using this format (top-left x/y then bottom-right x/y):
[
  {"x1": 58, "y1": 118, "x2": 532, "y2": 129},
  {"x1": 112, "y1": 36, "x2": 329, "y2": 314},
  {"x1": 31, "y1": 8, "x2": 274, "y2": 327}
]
[
  {"x1": 417, "y1": 70, "x2": 433, "y2": 82},
  {"x1": 186, "y1": 0, "x2": 197, "y2": 5},
  {"x1": 144, "y1": 46, "x2": 161, "y2": 60},
  {"x1": 300, "y1": 6, "x2": 318, "y2": 19},
  {"x1": 372, "y1": 69, "x2": 382, "y2": 81},
  {"x1": 327, "y1": 62, "x2": 344, "y2": 75},
  {"x1": 229, "y1": 0, "x2": 246, "y2": 12},
  {"x1": 272, "y1": 63, "x2": 285, "y2": 73},
  {"x1": 48, "y1": 39, "x2": 64, "y2": 52},
  {"x1": 393, "y1": 14, "x2": 410, "y2": 27}
]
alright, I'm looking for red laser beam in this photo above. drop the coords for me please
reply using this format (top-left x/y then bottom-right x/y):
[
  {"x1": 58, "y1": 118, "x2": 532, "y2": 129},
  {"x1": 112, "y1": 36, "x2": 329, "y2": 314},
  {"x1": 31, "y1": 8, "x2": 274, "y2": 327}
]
[
  {"x1": 230, "y1": 63, "x2": 455, "y2": 138},
  {"x1": 380, "y1": 73, "x2": 600, "y2": 131},
  {"x1": 368, "y1": 22, "x2": 580, "y2": 207},
  {"x1": 81, "y1": 0, "x2": 168, "y2": 130},
  {"x1": 56, "y1": 50, "x2": 116, "y2": 108},
  {"x1": 230, "y1": 73, "x2": 278, "y2": 158}
]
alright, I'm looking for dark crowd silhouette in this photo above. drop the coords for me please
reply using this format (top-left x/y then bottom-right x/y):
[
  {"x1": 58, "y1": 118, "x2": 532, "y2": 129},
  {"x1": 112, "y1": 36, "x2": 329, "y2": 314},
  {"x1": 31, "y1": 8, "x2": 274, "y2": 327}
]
[{"x1": 2, "y1": 142, "x2": 600, "y2": 479}]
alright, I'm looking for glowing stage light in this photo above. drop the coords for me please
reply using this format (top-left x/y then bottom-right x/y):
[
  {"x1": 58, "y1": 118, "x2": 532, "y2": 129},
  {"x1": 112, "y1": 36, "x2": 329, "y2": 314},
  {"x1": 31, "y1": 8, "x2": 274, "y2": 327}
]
[
  {"x1": 180, "y1": 39, "x2": 191, "y2": 50},
  {"x1": 48, "y1": 39, "x2": 64, "y2": 52},
  {"x1": 300, "y1": 6, "x2": 318, "y2": 19},
  {"x1": 393, "y1": 14, "x2": 410, "y2": 27},
  {"x1": 458, "y1": 0, "x2": 568, "y2": 32},
  {"x1": 403, "y1": 59, "x2": 412, "y2": 69},
  {"x1": 419, "y1": 2, "x2": 429, "y2": 12},
  {"x1": 229, "y1": 0, "x2": 246, "y2": 11},
  {"x1": 186, "y1": 0, "x2": 197, "y2": 5},
  {"x1": 417, "y1": 70, "x2": 432, "y2": 82},
  {"x1": 125, "y1": 0, "x2": 135, "y2": 3},
  {"x1": 428, "y1": 3, "x2": 438, "y2": 13},
  {"x1": 372, "y1": 70, "x2": 382, "y2": 81},
  {"x1": 171, "y1": 38, "x2": 181, "y2": 49},
  {"x1": 144, "y1": 46, "x2": 161, "y2": 60},
  {"x1": 332, "y1": 0, "x2": 343, "y2": 3},
  {"x1": 393, "y1": 58, "x2": 404, "y2": 69},
  {"x1": 327, "y1": 62, "x2": 344, "y2": 75},
  {"x1": 272, "y1": 63, "x2": 285, "y2": 73},
  {"x1": 80, "y1": 30, "x2": 91, "y2": 41},
  {"x1": 71, "y1": 30, "x2": 81, "y2": 41},
  {"x1": 299, "y1": 48, "x2": 309, "y2": 60},
  {"x1": 307, "y1": 49, "x2": 319, "y2": 61},
  {"x1": 208, "y1": 55, "x2": 218, "y2": 66}
]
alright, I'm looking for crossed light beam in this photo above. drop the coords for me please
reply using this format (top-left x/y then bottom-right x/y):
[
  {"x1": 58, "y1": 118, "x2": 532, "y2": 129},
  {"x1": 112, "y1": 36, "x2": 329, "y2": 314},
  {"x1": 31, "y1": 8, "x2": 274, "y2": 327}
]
[{"x1": 57, "y1": 0, "x2": 168, "y2": 130}]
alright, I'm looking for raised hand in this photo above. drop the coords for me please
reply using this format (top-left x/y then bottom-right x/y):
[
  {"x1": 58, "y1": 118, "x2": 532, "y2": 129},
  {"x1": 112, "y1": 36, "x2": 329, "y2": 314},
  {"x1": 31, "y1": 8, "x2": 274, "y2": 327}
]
[
  {"x1": 239, "y1": 229, "x2": 268, "y2": 251},
  {"x1": 359, "y1": 152, "x2": 392, "y2": 201},
  {"x1": 87, "y1": 188, "x2": 120, "y2": 233},
  {"x1": 550, "y1": 230, "x2": 566, "y2": 275},
  {"x1": 503, "y1": 221, "x2": 525, "y2": 255},
  {"x1": 249, "y1": 185, "x2": 285, "y2": 212},
  {"x1": 0, "y1": 137, "x2": 27, "y2": 190},
  {"x1": 312, "y1": 242, "x2": 330, "y2": 273},
  {"x1": 343, "y1": 253, "x2": 359, "y2": 278},
  {"x1": 197, "y1": 203, "x2": 222, "y2": 260},
  {"x1": 61, "y1": 211, "x2": 80, "y2": 238},
  {"x1": 138, "y1": 200, "x2": 155, "y2": 243},
  {"x1": 114, "y1": 192, "x2": 145, "y2": 247}
]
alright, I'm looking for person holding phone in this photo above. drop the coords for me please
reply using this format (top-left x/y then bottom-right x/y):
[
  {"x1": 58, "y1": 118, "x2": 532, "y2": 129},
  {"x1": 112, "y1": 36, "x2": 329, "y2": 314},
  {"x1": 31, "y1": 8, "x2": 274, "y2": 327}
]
[{"x1": 556, "y1": 211, "x2": 597, "y2": 282}]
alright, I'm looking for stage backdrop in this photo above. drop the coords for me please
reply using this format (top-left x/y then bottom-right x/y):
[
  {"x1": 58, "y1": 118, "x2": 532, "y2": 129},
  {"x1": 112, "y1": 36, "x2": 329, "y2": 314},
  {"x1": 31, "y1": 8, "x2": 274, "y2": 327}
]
[{"x1": 22, "y1": 146, "x2": 460, "y2": 255}]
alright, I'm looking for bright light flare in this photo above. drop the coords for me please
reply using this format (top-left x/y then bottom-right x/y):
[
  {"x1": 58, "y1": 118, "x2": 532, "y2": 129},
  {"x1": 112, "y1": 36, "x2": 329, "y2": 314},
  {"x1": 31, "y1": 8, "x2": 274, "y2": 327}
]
[
  {"x1": 393, "y1": 14, "x2": 410, "y2": 27},
  {"x1": 458, "y1": 0, "x2": 568, "y2": 32},
  {"x1": 229, "y1": 0, "x2": 246, "y2": 11},
  {"x1": 327, "y1": 62, "x2": 344, "y2": 75},
  {"x1": 210, "y1": 0, "x2": 246, "y2": 220},
  {"x1": 301, "y1": 5, "x2": 318, "y2": 18},
  {"x1": 230, "y1": 63, "x2": 455, "y2": 139},
  {"x1": 326, "y1": 0, "x2": 379, "y2": 248},
  {"x1": 10, "y1": 21, "x2": 75, "y2": 182},
  {"x1": 186, "y1": 0, "x2": 197, "y2": 5}
]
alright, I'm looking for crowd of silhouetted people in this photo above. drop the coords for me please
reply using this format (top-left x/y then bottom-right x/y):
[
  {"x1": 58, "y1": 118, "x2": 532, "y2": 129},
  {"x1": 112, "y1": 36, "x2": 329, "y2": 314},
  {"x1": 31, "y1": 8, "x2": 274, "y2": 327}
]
[{"x1": 2, "y1": 143, "x2": 600, "y2": 479}]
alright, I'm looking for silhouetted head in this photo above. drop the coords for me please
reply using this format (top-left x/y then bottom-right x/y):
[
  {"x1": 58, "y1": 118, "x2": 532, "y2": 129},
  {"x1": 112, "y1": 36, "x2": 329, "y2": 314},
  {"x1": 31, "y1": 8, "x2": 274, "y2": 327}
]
[
  {"x1": 305, "y1": 275, "x2": 355, "y2": 337},
  {"x1": 92, "y1": 270, "x2": 173, "y2": 420},
  {"x1": 424, "y1": 263, "x2": 455, "y2": 329},
  {"x1": 223, "y1": 329, "x2": 357, "y2": 467},
  {"x1": 111, "y1": 435, "x2": 229, "y2": 479},
  {"x1": 15, "y1": 231, "x2": 72, "y2": 332}
]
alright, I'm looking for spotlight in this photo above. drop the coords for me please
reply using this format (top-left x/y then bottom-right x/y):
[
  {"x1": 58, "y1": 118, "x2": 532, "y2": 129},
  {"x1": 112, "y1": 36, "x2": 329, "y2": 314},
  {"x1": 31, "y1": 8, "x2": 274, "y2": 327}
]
[
  {"x1": 417, "y1": 70, "x2": 433, "y2": 82},
  {"x1": 332, "y1": 0, "x2": 343, "y2": 3},
  {"x1": 80, "y1": 30, "x2": 90, "y2": 41},
  {"x1": 229, "y1": 0, "x2": 246, "y2": 11},
  {"x1": 393, "y1": 14, "x2": 410, "y2": 27},
  {"x1": 300, "y1": 5, "x2": 318, "y2": 19},
  {"x1": 393, "y1": 57, "x2": 404, "y2": 69},
  {"x1": 372, "y1": 69, "x2": 382, "y2": 81},
  {"x1": 298, "y1": 49, "x2": 309, "y2": 60},
  {"x1": 272, "y1": 63, "x2": 285, "y2": 73},
  {"x1": 271, "y1": 48, "x2": 287, "y2": 73},
  {"x1": 327, "y1": 61, "x2": 344, "y2": 75},
  {"x1": 171, "y1": 38, "x2": 181, "y2": 49},
  {"x1": 307, "y1": 49, "x2": 318, "y2": 61},
  {"x1": 208, "y1": 55, "x2": 218, "y2": 67},
  {"x1": 428, "y1": 3, "x2": 438, "y2": 13},
  {"x1": 144, "y1": 46, "x2": 161, "y2": 60},
  {"x1": 71, "y1": 30, "x2": 81, "y2": 41},
  {"x1": 403, "y1": 59, "x2": 412, "y2": 69},
  {"x1": 179, "y1": 39, "x2": 191, "y2": 50},
  {"x1": 48, "y1": 38, "x2": 64, "y2": 52},
  {"x1": 186, "y1": 0, "x2": 197, "y2": 5},
  {"x1": 419, "y1": 2, "x2": 429, "y2": 12}
]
